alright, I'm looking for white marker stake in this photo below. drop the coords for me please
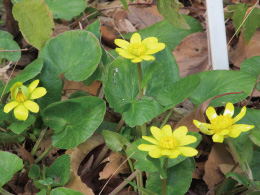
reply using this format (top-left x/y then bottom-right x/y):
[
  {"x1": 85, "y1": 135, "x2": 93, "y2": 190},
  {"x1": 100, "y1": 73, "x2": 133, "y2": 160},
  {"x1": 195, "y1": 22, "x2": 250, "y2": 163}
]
[{"x1": 206, "y1": 0, "x2": 229, "y2": 70}]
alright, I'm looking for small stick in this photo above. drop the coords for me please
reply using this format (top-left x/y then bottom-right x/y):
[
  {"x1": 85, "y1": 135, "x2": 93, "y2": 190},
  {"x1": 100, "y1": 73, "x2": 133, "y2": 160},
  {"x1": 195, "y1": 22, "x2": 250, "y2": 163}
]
[{"x1": 0, "y1": 48, "x2": 28, "y2": 52}]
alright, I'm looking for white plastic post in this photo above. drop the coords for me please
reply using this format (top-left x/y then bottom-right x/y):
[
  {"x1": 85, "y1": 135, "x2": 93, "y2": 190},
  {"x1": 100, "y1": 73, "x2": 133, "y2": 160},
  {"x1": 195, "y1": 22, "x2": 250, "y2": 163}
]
[{"x1": 206, "y1": 0, "x2": 229, "y2": 70}]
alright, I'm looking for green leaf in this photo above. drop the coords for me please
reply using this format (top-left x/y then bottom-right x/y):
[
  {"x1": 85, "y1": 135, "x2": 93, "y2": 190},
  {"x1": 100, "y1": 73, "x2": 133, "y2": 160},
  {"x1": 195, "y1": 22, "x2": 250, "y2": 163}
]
[
  {"x1": 47, "y1": 154, "x2": 70, "y2": 186},
  {"x1": 189, "y1": 70, "x2": 256, "y2": 107},
  {"x1": 250, "y1": 130, "x2": 260, "y2": 147},
  {"x1": 241, "y1": 137, "x2": 253, "y2": 163},
  {"x1": 141, "y1": 61, "x2": 160, "y2": 89},
  {"x1": 37, "y1": 189, "x2": 47, "y2": 195},
  {"x1": 146, "y1": 158, "x2": 194, "y2": 195},
  {"x1": 226, "y1": 172, "x2": 253, "y2": 187},
  {"x1": 243, "y1": 7, "x2": 260, "y2": 44},
  {"x1": 123, "y1": 15, "x2": 203, "y2": 50},
  {"x1": 102, "y1": 130, "x2": 131, "y2": 152},
  {"x1": 69, "y1": 91, "x2": 90, "y2": 99},
  {"x1": 8, "y1": 115, "x2": 36, "y2": 134},
  {"x1": 0, "y1": 131, "x2": 25, "y2": 144},
  {"x1": 86, "y1": 19, "x2": 101, "y2": 40},
  {"x1": 146, "y1": 156, "x2": 167, "y2": 179},
  {"x1": 157, "y1": 0, "x2": 189, "y2": 29},
  {"x1": 45, "y1": 0, "x2": 87, "y2": 20},
  {"x1": 250, "y1": 150, "x2": 260, "y2": 180},
  {"x1": 51, "y1": 187, "x2": 84, "y2": 195},
  {"x1": 0, "y1": 31, "x2": 21, "y2": 62},
  {"x1": 0, "y1": 104, "x2": 10, "y2": 123},
  {"x1": 43, "y1": 96, "x2": 106, "y2": 149},
  {"x1": 28, "y1": 164, "x2": 41, "y2": 181},
  {"x1": 240, "y1": 56, "x2": 260, "y2": 91},
  {"x1": 120, "y1": 0, "x2": 129, "y2": 11},
  {"x1": 0, "y1": 58, "x2": 43, "y2": 96},
  {"x1": 40, "y1": 30, "x2": 102, "y2": 81},
  {"x1": 37, "y1": 61, "x2": 62, "y2": 109},
  {"x1": 126, "y1": 180, "x2": 159, "y2": 195},
  {"x1": 12, "y1": 0, "x2": 54, "y2": 50},
  {"x1": 0, "y1": 151, "x2": 23, "y2": 186}
]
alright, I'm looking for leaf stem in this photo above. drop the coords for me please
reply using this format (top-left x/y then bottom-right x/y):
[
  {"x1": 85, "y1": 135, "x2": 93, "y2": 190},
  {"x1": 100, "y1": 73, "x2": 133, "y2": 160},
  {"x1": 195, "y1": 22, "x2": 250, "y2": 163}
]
[
  {"x1": 160, "y1": 107, "x2": 174, "y2": 128},
  {"x1": 35, "y1": 144, "x2": 53, "y2": 164},
  {"x1": 137, "y1": 62, "x2": 143, "y2": 99},
  {"x1": 226, "y1": 138, "x2": 243, "y2": 168},
  {"x1": 161, "y1": 157, "x2": 168, "y2": 195},
  {"x1": 31, "y1": 127, "x2": 48, "y2": 156},
  {"x1": 0, "y1": 188, "x2": 14, "y2": 195}
]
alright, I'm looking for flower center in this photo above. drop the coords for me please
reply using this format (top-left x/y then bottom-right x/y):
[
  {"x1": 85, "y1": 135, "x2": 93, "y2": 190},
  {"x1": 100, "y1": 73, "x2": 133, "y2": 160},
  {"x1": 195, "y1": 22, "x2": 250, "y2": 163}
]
[
  {"x1": 16, "y1": 91, "x2": 27, "y2": 103},
  {"x1": 129, "y1": 43, "x2": 146, "y2": 56},
  {"x1": 159, "y1": 136, "x2": 178, "y2": 149},
  {"x1": 211, "y1": 115, "x2": 233, "y2": 132}
]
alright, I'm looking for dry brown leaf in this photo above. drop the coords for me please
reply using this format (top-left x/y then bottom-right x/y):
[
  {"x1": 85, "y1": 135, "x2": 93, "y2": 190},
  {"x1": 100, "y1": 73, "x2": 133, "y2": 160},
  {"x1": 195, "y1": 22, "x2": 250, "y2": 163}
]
[
  {"x1": 173, "y1": 32, "x2": 209, "y2": 77},
  {"x1": 65, "y1": 170, "x2": 94, "y2": 195},
  {"x1": 203, "y1": 143, "x2": 234, "y2": 190},
  {"x1": 100, "y1": 24, "x2": 118, "y2": 48},
  {"x1": 219, "y1": 164, "x2": 243, "y2": 175},
  {"x1": 52, "y1": 23, "x2": 71, "y2": 37},
  {"x1": 17, "y1": 143, "x2": 35, "y2": 164},
  {"x1": 67, "y1": 134, "x2": 105, "y2": 172},
  {"x1": 229, "y1": 31, "x2": 260, "y2": 68},
  {"x1": 193, "y1": 162, "x2": 205, "y2": 179},
  {"x1": 99, "y1": 152, "x2": 130, "y2": 180}
]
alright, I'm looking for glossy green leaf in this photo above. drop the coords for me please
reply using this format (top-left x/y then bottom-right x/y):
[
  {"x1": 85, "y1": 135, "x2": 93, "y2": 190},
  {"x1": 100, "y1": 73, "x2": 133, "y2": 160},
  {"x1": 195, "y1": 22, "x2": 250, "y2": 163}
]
[
  {"x1": 40, "y1": 30, "x2": 102, "y2": 81},
  {"x1": 86, "y1": 19, "x2": 101, "y2": 40},
  {"x1": 0, "y1": 58, "x2": 43, "y2": 96},
  {"x1": 102, "y1": 130, "x2": 131, "y2": 152},
  {"x1": 189, "y1": 70, "x2": 256, "y2": 107},
  {"x1": 146, "y1": 156, "x2": 167, "y2": 179},
  {"x1": 43, "y1": 96, "x2": 106, "y2": 149},
  {"x1": 29, "y1": 164, "x2": 41, "y2": 181},
  {"x1": 0, "y1": 151, "x2": 23, "y2": 186},
  {"x1": 51, "y1": 187, "x2": 84, "y2": 195},
  {"x1": 120, "y1": 0, "x2": 129, "y2": 11},
  {"x1": 157, "y1": 0, "x2": 189, "y2": 29},
  {"x1": 45, "y1": 0, "x2": 87, "y2": 20},
  {"x1": 12, "y1": 0, "x2": 54, "y2": 49},
  {"x1": 37, "y1": 189, "x2": 47, "y2": 195},
  {"x1": 8, "y1": 115, "x2": 36, "y2": 134},
  {"x1": 0, "y1": 132, "x2": 25, "y2": 144},
  {"x1": 226, "y1": 172, "x2": 252, "y2": 187},
  {"x1": 240, "y1": 56, "x2": 260, "y2": 91},
  {"x1": 124, "y1": 15, "x2": 203, "y2": 50},
  {"x1": 250, "y1": 150, "x2": 260, "y2": 180},
  {"x1": 250, "y1": 130, "x2": 260, "y2": 147},
  {"x1": 241, "y1": 138, "x2": 253, "y2": 163},
  {"x1": 69, "y1": 91, "x2": 90, "y2": 99},
  {"x1": 0, "y1": 31, "x2": 21, "y2": 62},
  {"x1": 141, "y1": 61, "x2": 160, "y2": 89},
  {"x1": 47, "y1": 154, "x2": 70, "y2": 186},
  {"x1": 146, "y1": 158, "x2": 194, "y2": 195},
  {"x1": 37, "y1": 61, "x2": 62, "y2": 109}
]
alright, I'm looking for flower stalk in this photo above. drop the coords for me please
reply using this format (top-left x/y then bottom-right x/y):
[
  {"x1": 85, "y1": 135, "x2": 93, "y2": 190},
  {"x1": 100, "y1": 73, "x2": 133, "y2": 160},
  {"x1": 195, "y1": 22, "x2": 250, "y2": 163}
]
[{"x1": 161, "y1": 157, "x2": 168, "y2": 195}]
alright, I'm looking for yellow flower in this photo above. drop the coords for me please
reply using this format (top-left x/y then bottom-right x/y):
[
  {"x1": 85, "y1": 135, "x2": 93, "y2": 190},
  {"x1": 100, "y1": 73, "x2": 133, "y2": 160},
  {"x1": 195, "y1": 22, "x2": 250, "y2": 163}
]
[
  {"x1": 138, "y1": 125, "x2": 198, "y2": 159},
  {"x1": 193, "y1": 102, "x2": 254, "y2": 143},
  {"x1": 4, "y1": 80, "x2": 47, "y2": 121},
  {"x1": 114, "y1": 33, "x2": 165, "y2": 63}
]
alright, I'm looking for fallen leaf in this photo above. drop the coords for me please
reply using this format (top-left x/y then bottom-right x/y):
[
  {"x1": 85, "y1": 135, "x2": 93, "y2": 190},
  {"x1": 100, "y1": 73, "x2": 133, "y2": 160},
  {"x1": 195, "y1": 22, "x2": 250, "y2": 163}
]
[
  {"x1": 99, "y1": 152, "x2": 130, "y2": 180},
  {"x1": 203, "y1": 144, "x2": 234, "y2": 190},
  {"x1": 219, "y1": 164, "x2": 243, "y2": 175},
  {"x1": 173, "y1": 32, "x2": 209, "y2": 77}
]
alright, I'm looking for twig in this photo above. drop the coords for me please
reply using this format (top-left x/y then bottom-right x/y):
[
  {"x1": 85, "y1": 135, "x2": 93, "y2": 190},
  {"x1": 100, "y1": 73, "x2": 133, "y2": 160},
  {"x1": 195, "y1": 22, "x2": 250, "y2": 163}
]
[
  {"x1": 0, "y1": 48, "x2": 28, "y2": 52},
  {"x1": 227, "y1": 0, "x2": 259, "y2": 46}
]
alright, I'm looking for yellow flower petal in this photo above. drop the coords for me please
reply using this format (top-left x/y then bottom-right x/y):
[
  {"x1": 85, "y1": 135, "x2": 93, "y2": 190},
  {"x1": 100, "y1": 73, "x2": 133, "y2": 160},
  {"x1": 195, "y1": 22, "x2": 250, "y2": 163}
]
[
  {"x1": 193, "y1": 120, "x2": 213, "y2": 135},
  {"x1": 179, "y1": 135, "x2": 197, "y2": 146},
  {"x1": 130, "y1": 33, "x2": 141, "y2": 44},
  {"x1": 223, "y1": 102, "x2": 234, "y2": 117},
  {"x1": 114, "y1": 39, "x2": 130, "y2": 50},
  {"x1": 131, "y1": 57, "x2": 142, "y2": 63},
  {"x1": 115, "y1": 48, "x2": 136, "y2": 59},
  {"x1": 138, "y1": 144, "x2": 158, "y2": 151},
  {"x1": 140, "y1": 55, "x2": 155, "y2": 61},
  {"x1": 4, "y1": 101, "x2": 19, "y2": 113},
  {"x1": 233, "y1": 106, "x2": 246, "y2": 123},
  {"x1": 145, "y1": 43, "x2": 166, "y2": 55},
  {"x1": 178, "y1": 147, "x2": 198, "y2": 157},
  {"x1": 161, "y1": 149, "x2": 172, "y2": 156},
  {"x1": 228, "y1": 127, "x2": 242, "y2": 138},
  {"x1": 212, "y1": 134, "x2": 224, "y2": 143},
  {"x1": 11, "y1": 82, "x2": 23, "y2": 99},
  {"x1": 24, "y1": 100, "x2": 39, "y2": 113},
  {"x1": 14, "y1": 104, "x2": 28, "y2": 121},
  {"x1": 229, "y1": 124, "x2": 254, "y2": 138},
  {"x1": 148, "y1": 146, "x2": 163, "y2": 158},
  {"x1": 142, "y1": 136, "x2": 158, "y2": 145},
  {"x1": 28, "y1": 79, "x2": 39, "y2": 93},
  {"x1": 168, "y1": 150, "x2": 181, "y2": 158},
  {"x1": 173, "y1": 126, "x2": 188, "y2": 138},
  {"x1": 206, "y1": 107, "x2": 218, "y2": 122},
  {"x1": 142, "y1": 37, "x2": 158, "y2": 45},
  {"x1": 219, "y1": 129, "x2": 229, "y2": 135},
  {"x1": 30, "y1": 87, "x2": 47, "y2": 100},
  {"x1": 162, "y1": 125, "x2": 172, "y2": 136},
  {"x1": 150, "y1": 126, "x2": 163, "y2": 141}
]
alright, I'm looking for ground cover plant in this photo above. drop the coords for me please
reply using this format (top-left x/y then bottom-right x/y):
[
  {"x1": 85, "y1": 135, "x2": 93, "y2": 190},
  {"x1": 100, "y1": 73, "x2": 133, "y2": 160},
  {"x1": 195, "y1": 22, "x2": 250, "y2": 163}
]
[{"x1": 1, "y1": 0, "x2": 260, "y2": 194}]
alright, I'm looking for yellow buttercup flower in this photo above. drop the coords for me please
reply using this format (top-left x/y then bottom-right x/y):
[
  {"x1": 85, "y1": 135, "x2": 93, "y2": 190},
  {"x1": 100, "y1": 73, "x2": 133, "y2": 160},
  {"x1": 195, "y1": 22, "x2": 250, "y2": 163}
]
[
  {"x1": 193, "y1": 102, "x2": 254, "y2": 143},
  {"x1": 114, "y1": 33, "x2": 166, "y2": 63},
  {"x1": 138, "y1": 125, "x2": 198, "y2": 159},
  {"x1": 4, "y1": 80, "x2": 47, "y2": 121}
]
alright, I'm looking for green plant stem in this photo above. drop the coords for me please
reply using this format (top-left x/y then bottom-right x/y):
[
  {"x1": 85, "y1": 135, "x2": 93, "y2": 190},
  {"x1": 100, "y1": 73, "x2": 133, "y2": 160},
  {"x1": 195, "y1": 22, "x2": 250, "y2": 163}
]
[
  {"x1": 108, "y1": 170, "x2": 140, "y2": 195},
  {"x1": 0, "y1": 188, "x2": 14, "y2": 195},
  {"x1": 226, "y1": 138, "x2": 243, "y2": 168},
  {"x1": 136, "y1": 171, "x2": 144, "y2": 195},
  {"x1": 31, "y1": 127, "x2": 48, "y2": 156},
  {"x1": 46, "y1": 185, "x2": 51, "y2": 195},
  {"x1": 161, "y1": 157, "x2": 168, "y2": 195},
  {"x1": 160, "y1": 107, "x2": 174, "y2": 128},
  {"x1": 35, "y1": 144, "x2": 53, "y2": 164},
  {"x1": 137, "y1": 62, "x2": 143, "y2": 99},
  {"x1": 98, "y1": 84, "x2": 105, "y2": 99}
]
